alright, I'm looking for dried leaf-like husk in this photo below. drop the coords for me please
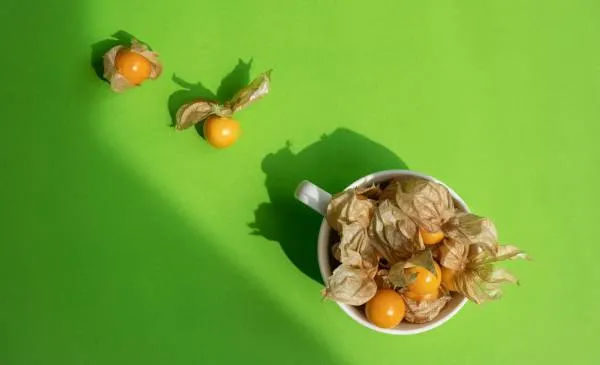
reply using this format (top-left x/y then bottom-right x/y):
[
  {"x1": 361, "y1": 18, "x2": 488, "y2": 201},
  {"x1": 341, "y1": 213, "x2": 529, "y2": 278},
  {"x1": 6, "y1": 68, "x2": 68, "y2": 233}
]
[
  {"x1": 322, "y1": 264, "x2": 377, "y2": 306},
  {"x1": 393, "y1": 177, "x2": 455, "y2": 232},
  {"x1": 407, "y1": 249, "x2": 436, "y2": 275},
  {"x1": 226, "y1": 70, "x2": 272, "y2": 113},
  {"x1": 439, "y1": 238, "x2": 469, "y2": 270},
  {"x1": 388, "y1": 261, "x2": 417, "y2": 288},
  {"x1": 175, "y1": 100, "x2": 219, "y2": 130},
  {"x1": 443, "y1": 213, "x2": 498, "y2": 250},
  {"x1": 403, "y1": 294, "x2": 452, "y2": 324},
  {"x1": 369, "y1": 200, "x2": 423, "y2": 263},
  {"x1": 338, "y1": 222, "x2": 378, "y2": 268},
  {"x1": 102, "y1": 39, "x2": 162, "y2": 93},
  {"x1": 355, "y1": 184, "x2": 382, "y2": 200},
  {"x1": 327, "y1": 190, "x2": 376, "y2": 231},
  {"x1": 452, "y1": 244, "x2": 530, "y2": 304},
  {"x1": 374, "y1": 269, "x2": 392, "y2": 289}
]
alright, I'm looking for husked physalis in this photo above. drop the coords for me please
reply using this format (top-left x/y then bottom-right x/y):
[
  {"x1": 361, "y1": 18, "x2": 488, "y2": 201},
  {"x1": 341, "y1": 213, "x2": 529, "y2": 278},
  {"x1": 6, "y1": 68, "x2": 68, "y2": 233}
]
[
  {"x1": 103, "y1": 39, "x2": 162, "y2": 92},
  {"x1": 175, "y1": 70, "x2": 271, "y2": 148},
  {"x1": 366, "y1": 289, "x2": 406, "y2": 329},
  {"x1": 319, "y1": 176, "x2": 530, "y2": 328},
  {"x1": 405, "y1": 262, "x2": 441, "y2": 295}
]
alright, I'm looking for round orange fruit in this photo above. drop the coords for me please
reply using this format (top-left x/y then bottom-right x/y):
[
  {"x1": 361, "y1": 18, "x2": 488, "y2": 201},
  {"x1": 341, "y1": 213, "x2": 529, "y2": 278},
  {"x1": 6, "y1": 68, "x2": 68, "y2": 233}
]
[
  {"x1": 203, "y1": 116, "x2": 240, "y2": 148},
  {"x1": 115, "y1": 50, "x2": 152, "y2": 85},
  {"x1": 406, "y1": 262, "x2": 442, "y2": 295},
  {"x1": 419, "y1": 227, "x2": 445, "y2": 245},
  {"x1": 365, "y1": 289, "x2": 406, "y2": 329},
  {"x1": 403, "y1": 289, "x2": 440, "y2": 302}
]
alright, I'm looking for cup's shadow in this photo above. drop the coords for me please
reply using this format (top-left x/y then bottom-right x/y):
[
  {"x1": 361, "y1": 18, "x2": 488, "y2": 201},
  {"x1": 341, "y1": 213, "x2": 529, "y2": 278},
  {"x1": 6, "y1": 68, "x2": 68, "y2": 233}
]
[
  {"x1": 249, "y1": 128, "x2": 409, "y2": 284},
  {"x1": 167, "y1": 59, "x2": 253, "y2": 137}
]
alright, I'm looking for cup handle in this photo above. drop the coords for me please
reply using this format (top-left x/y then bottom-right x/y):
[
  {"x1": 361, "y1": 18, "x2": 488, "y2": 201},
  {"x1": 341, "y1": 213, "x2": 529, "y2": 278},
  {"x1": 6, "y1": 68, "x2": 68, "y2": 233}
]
[{"x1": 295, "y1": 180, "x2": 332, "y2": 216}]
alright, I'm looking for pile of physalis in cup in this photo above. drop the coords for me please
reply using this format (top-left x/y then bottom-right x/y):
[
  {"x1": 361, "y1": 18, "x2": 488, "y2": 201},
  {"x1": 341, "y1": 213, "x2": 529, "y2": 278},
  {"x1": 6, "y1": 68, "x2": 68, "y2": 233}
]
[{"x1": 323, "y1": 176, "x2": 529, "y2": 329}]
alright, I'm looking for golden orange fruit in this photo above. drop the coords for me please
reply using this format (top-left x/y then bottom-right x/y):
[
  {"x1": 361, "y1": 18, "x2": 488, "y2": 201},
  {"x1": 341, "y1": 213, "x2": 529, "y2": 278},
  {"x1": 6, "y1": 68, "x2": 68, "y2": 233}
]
[
  {"x1": 203, "y1": 116, "x2": 240, "y2": 148},
  {"x1": 441, "y1": 266, "x2": 457, "y2": 292},
  {"x1": 406, "y1": 262, "x2": 442, "y2": 295},
  {"x1": 419, "y1": 227, "x2": 445, "y2": 245},
  {"x1": 365, "y1": 289, "x2": 406, "y2": 329},
  {"x1": 115, "y1": 50, "x2": 152, "y2": 85},
  {"x1": 403, "y1": 289, "x2": 440, "y2": 302}
]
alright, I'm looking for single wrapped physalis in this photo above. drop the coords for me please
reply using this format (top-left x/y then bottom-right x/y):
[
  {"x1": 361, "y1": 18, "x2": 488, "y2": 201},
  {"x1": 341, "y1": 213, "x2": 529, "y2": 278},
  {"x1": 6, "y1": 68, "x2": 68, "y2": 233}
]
[
  {"x1": 103, "y1": 39, "x2": 162, "y2": 92},
  {"x1": 175, "y1": 70, "x2": 271, "y2": 148}
]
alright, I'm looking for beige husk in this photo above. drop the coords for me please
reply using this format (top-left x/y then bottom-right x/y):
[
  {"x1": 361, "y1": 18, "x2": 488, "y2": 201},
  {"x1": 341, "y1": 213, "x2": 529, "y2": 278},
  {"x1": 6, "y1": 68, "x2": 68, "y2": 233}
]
[
  {"x1": 449, "y1": 244, "x2": 530, "y2": 304},
  {"x1": 175, "y1": 70, "x2": 271, "y2": 130},
  {"x1": 387, "y1": 177, "x2": 455, "y2": 232},
  {"x1": 403, "y1": 294, "x2": 452, "y2": 323},
  {"x1": 102, "y1": 39, "x2": 162, "y2": 93},
  {"x1": 322, "y1": 264, "x2": 377, "y2": 306}
]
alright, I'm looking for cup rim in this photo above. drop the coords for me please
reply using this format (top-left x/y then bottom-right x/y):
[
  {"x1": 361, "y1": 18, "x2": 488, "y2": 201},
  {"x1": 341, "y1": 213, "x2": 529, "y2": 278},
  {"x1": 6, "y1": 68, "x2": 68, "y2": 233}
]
[{"x1": 317, "y1": 169, "x2": 469, "y2": 335}]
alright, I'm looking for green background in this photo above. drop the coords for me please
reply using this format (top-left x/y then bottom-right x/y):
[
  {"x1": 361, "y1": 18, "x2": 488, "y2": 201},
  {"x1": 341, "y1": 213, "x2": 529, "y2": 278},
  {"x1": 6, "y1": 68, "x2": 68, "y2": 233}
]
[{"x1": 1, "y1": 0, "x2": 598, "y2": 364}]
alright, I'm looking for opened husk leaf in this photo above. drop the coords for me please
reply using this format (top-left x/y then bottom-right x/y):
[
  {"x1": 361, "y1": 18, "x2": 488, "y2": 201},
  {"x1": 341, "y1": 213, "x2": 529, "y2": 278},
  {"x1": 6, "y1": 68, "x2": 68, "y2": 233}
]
[
  {"x1": 175, "y1": 70, "x2": 271, "y2": 130},
  {"x1": 323, "y1": 264, "x2": 377, "y2": 306},
  {"x1": 403, "y1": 294, "x2": 452, "y2": 324},
  {"x1": 370, "y1": 200, "x2": 423, "y2": 263},
  {"x1": 102, "y1": 39, "x2": 162, "y2": 93},
  {"x1": 452, "y1": 244, "x2": 530, "y2": 304},
  {"x1": 393, "y1": 177, "x2": 455, "y2": 232},
  {"x1": 327, "y1": 190, "x2": 376, "y2": 231}
]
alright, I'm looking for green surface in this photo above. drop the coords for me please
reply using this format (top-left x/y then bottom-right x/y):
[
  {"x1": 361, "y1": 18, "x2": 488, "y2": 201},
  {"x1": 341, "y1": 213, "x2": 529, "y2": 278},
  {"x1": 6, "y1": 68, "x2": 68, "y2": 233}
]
[{"x1": 1, "y1": 0, "x2": 599, "y2": 364}]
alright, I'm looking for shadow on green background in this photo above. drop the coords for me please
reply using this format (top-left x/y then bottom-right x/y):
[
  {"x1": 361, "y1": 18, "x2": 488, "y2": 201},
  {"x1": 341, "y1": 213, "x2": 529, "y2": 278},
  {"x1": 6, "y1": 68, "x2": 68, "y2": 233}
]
[
  {"x1": 0, "y1": 2, "x2": 338, "y2": 364},
  {"x1": 250, "y1": 129, "x2": 409, "y2": 283}
]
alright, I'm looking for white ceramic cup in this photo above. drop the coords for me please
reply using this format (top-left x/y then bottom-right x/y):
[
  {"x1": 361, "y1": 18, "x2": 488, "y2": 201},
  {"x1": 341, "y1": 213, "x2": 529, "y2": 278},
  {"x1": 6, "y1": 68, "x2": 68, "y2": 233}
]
[{"x1": 295, "y1": 169, "x2": 469, "y2": 335}]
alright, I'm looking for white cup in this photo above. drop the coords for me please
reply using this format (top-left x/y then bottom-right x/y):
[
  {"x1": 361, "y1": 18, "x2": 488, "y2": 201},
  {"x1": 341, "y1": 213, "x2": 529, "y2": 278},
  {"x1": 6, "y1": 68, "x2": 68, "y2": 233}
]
[{"x1": 295, "y1": 169, "x2": 469, "y2": 335}]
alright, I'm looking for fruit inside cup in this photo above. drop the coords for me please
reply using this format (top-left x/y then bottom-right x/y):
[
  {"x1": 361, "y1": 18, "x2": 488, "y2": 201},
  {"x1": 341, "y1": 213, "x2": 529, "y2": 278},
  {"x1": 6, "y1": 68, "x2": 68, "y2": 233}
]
[{"x1": 322, "y1": 175, "x2": 529, "y2": 331}]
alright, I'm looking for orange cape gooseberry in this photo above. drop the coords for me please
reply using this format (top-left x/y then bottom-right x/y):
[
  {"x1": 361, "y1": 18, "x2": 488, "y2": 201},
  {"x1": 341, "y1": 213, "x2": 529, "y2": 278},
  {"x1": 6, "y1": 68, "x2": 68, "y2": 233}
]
[
  {"x1": 403, "y1": 289, "x2": 440, "y2": 302},
  {"x1": 203, "y1": 116, "x2": 240, "y2": 148},
  {"x1": 406, "y1": 262, "x2": 442, "y2": 295},
  {"x1": 419, "y1": 227, "x2": 445, "y2": 245},
  {"x1": 365, "y1": 289, "x2": 406, "y2": 329},
  {"x1": 115, "y1": 50, "x2": 152, "y2": 85}
]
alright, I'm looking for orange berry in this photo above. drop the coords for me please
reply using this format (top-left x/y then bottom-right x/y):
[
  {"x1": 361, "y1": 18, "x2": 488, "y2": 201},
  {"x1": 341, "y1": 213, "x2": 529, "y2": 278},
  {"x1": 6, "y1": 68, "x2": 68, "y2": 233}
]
[
  {"x1": 203, "y1": 116, "x2": 240, "y2": 148},
  {"x1": 441, "y1": 266, "x2": 457, "y2": 292},
  {"x1": 365, "y1": 289, "x2": 406, "y2": 329},
  {"x1": 403, "y1": 289, "x2": 440, "y2": 302},
  {"x1": 419, "y1": 227, "x2": 445, "y2": 245},
  {"x1": 406, "y1": 262, "x2": 441, "y2": 295},
  {"x1": 115, "y1": 50, "x2": 152, "y2": 85}
]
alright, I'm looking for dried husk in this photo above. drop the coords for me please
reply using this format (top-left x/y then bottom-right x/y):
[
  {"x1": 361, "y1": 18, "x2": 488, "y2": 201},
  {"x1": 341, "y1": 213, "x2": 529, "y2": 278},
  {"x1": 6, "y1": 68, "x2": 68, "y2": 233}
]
[
  {"x1": 392, "y1": 177, "x2": 455, "y2": 232},
  {"x1": 403, "y1": 294, "x2": 452, "y2": 324},
  {"x1": 374, "y1": 269, "x2": 392, "y2": 289},
  {"x1": 327, "y1": 190, "x2": 376, "y2": 231},
  {"x1": 439, "y1": 237, "x2": 469, "y2": 270},
  {"x1": 452, "y1": 244, "x2": 530, "y2": 304},
  {"x1": 226, "y1": 70, "x2": 272, "y2": 113},
  {"x1": 369, "y1": 200, "x2": 423, "y2": 263},
  {"x1": 175, "y1": 70, "x2": 271, "y2": 130},
  {"x1": 322, "y1": 264, "x2": 377, "y2": 306},
  {"x1": 102, "y1": 39, "x2": 162, "y2": 93},
  {"x1": 443, "y1": 212, "x2": 498, "y2": 251},
  {"x1": 338, "y1": 222, "x2": 378, "y2": 268}
]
